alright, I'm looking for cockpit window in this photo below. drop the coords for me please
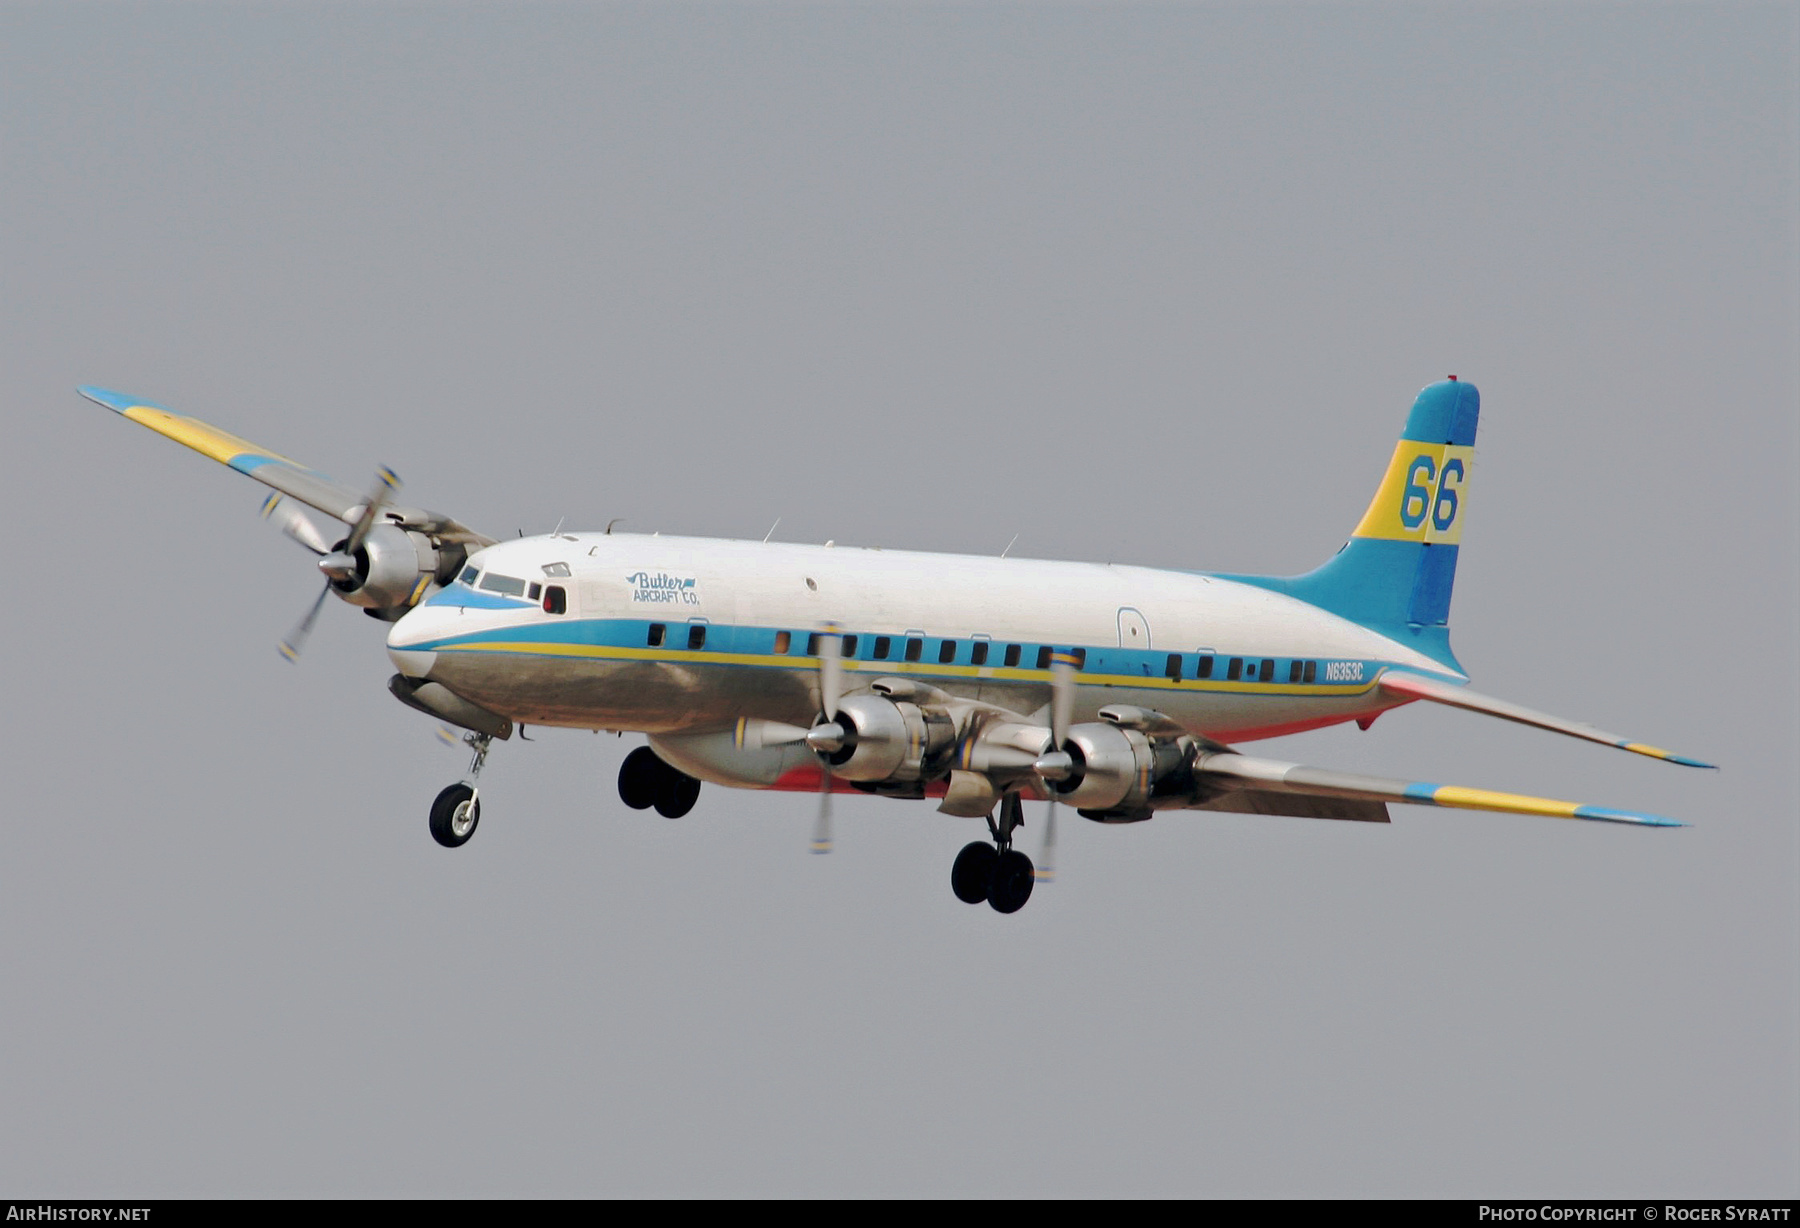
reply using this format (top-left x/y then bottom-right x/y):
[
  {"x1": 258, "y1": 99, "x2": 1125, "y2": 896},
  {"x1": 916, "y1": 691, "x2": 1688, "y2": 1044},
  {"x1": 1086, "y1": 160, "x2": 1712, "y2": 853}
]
[
  {"x1": 542, "y1": 562, "x2": 572, "y2": 578},
  {"x1": 459, "y1": 566, "x2": 479, "y2": 585},
  {"x1": 478, "y1": 572, "x2": 528, "y2": 598}
]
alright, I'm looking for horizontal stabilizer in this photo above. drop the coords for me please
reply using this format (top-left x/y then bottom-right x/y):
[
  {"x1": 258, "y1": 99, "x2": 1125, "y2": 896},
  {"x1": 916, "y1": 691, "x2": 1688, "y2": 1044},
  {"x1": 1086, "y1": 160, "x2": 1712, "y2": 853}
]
[
  {"x1": 1378, "y1": 671, "x2": 1715, "y2": 768},
  {"x1": 1194, "y1": 750, "x2": 1687, "y2": 828}
]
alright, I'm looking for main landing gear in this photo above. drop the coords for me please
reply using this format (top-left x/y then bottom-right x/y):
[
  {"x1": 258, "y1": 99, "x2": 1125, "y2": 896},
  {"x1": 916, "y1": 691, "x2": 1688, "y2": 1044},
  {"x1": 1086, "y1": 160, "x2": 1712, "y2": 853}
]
[
  {"x1": 952, "y1": 792, "x2": 1036, "y2": 915},
  {"x1": 430, "y1": 730, "x2": 493, "y2": 849},
  {"x1": 618, "y1": 745, "x2": 702, "y2": 819}
]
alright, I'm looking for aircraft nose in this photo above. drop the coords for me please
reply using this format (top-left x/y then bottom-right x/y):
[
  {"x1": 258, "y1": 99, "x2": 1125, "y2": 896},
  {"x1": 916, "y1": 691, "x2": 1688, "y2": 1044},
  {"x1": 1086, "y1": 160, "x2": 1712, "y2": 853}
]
[{"x1": 386, "y1": 602, "x2": 447, "y2": 678}]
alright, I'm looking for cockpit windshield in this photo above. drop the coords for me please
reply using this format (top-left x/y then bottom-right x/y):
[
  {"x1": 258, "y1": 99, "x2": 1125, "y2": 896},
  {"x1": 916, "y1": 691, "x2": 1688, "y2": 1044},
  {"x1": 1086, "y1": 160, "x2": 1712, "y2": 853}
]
[{"x1": 478, "y1": 572, "x2": 529, "y2": 598}]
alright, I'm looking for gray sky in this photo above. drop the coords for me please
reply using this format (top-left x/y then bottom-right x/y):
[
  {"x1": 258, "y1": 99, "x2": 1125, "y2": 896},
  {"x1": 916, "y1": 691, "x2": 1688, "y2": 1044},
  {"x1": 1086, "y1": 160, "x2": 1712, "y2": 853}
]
[{"x1": 3, "y1": 2, "x2": 1795, "y2": 1197}]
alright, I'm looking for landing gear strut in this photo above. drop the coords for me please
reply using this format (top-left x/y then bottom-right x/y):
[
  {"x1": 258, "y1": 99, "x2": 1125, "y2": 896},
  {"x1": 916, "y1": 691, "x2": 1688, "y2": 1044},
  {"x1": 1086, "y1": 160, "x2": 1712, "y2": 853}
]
[
  {"x1": 951, "y1": 792, "x2": 1036, "y2": 914},
  {"x1": 430, "y1": 730, "x2": 492, "y2": 848},
  {"x1": 617, "y1": 745, "x2": 702, "y2": 819}
]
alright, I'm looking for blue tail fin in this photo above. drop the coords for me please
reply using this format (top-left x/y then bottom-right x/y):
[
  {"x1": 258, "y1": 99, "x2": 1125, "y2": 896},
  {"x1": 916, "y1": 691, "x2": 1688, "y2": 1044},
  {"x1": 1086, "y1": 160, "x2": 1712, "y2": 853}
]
[{"x1": 1224, "y1": 379, "x2": 1479, "y2": 672}]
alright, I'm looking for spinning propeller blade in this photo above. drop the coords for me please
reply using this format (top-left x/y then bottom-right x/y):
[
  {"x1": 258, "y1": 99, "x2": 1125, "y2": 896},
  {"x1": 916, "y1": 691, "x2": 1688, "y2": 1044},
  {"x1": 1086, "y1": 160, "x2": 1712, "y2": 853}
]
[
  {"x1": 344, "y1": 465, "x2": 402, "y2": 555},
  {"x1": 279, "y1": 582, "x2": 333, "y2": 663},
  {"x1": 261, "y1": 492, "x2": 333, "y2": 555},
  {"x1": 808, "y1": 625, "x2": 845, "y2": 854},
  {"x1": 1036, "y1": 652, "x2": 1079, "y2": 883}
]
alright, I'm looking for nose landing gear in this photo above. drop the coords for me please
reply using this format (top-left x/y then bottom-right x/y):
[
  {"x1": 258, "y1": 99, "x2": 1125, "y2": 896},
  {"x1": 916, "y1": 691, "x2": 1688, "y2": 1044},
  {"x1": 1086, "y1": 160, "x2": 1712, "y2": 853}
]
[
  {"x1": 951, "y1": 792, "x2": 1036, "y2": 914},
  {"x1": 429, "y1": 730, "x2": 492, "y2": 848}
]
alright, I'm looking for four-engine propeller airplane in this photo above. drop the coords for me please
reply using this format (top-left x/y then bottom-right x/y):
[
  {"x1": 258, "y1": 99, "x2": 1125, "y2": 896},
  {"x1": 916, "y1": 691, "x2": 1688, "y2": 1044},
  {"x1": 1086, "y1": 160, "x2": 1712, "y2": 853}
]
[{"x1": 80, "y1": 378, "x2": 1711, "y2": 913}]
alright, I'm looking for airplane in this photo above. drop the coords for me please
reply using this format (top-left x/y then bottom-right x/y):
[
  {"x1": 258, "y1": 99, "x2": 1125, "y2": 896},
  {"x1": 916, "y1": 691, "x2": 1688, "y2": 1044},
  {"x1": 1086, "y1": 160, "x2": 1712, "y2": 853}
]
[{"x1": 78, "y1": 377, "x2": 1712, "y2": 913}]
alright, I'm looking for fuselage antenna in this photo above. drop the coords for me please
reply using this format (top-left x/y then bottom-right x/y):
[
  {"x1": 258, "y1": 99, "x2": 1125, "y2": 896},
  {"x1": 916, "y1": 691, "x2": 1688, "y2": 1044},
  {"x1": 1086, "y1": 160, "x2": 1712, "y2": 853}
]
[
  {"x1": 1000, "y1": 533, "x2": 1019, "y2": 558},
  {"x1": 606, "y1": 518, "x2": 625, "y2": 535},
  {"x1": 764, "y1": 516, "x2": 782, "y2": 543}
]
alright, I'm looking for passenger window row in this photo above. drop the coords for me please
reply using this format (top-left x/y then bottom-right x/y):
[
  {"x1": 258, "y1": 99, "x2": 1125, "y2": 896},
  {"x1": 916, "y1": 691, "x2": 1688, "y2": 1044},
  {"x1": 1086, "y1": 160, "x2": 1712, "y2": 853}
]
[
  {"x1": 1163, "y1": 653, "x2": 1322, "y2": 684},
  {"x1": 639, "y1": 622, "x2": 1336, "y2": 686},
  {"x1": 641, "y1": 623, "x2": 1090, "y2": 670}
]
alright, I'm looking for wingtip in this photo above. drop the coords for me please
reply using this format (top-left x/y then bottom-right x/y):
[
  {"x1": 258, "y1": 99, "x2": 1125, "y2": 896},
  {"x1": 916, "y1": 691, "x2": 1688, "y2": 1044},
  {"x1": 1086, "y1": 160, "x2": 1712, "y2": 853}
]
[
  {"x1": 79, "y1": 385, "x2": 171, "y2": 415},
  {"x1": 1572, "y1": 805, "x2": 1689, "y2": 828},
  {"x1": 78, "y1": 385, "x2": 128, "y2": 411},
  {"x1": 1622, "y1": 741, "x2": 1717, "y2": 770}
]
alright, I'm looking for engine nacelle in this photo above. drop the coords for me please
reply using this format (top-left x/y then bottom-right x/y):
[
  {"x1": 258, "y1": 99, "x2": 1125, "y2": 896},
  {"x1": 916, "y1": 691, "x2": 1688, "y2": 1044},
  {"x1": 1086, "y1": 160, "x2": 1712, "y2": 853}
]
[
  {"x1": 1050, "y1": 722, "x2": 1190, "y2": 813},
  {"x1": 332, "y1": 523, "x2": 441, "y2": 611},
  {"x1": 821, "y1": 694, "x2": 957, "y2": 784}
]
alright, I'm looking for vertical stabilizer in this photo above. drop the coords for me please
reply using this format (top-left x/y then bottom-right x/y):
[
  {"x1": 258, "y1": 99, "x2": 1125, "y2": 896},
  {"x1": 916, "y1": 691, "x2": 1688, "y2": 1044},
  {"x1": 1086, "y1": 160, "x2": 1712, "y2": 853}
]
[{"x1": 1223, "y1": 379, "x2": 1479, "y2": 671}]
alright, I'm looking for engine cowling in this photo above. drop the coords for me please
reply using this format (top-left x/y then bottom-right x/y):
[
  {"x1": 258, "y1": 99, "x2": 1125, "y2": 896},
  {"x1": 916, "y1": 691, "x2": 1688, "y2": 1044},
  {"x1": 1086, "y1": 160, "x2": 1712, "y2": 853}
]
[
  {"x1": 817, "y1": 694, "x2": 957, "y2": 784},
  {"x1": 330, "y1": 523, "x2": 442, "y2": 611},
  {"x1": 1050, "y1": 722, "x2": 1191, "y2": 814}
]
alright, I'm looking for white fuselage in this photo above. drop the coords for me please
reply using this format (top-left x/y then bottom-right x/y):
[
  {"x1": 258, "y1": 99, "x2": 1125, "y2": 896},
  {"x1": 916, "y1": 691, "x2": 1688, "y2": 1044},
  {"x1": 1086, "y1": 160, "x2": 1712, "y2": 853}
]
[{"x1": 387, "y1": 533, "x2": 1454, "y2": 788}]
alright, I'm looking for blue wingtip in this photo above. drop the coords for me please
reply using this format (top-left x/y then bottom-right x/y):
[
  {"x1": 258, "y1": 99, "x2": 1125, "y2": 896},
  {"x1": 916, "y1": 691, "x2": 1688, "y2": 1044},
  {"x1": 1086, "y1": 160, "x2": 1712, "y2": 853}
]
[
  {"x1": 79, "y1": 385, "x2": 172, "y2": 414},
  {"x1": 1573, "y1": 805, "x2": 1689, "y2": 828},
  {"x1": 1666, "y1": 753, "x2": 1718, "y2": 770}
]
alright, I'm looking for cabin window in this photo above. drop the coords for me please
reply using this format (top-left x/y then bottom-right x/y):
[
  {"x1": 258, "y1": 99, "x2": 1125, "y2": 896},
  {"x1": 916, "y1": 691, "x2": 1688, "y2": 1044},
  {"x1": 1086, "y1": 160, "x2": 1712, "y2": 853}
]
[
  {"x1": 541, "y1": 562, "x2": 571, "y2": 578},
  {"x1": 1165, "y1": 653, "x2": 1183, "y2": 681},
  {"x1": 528, "y1": 582, "x2": 542, "y2": 601},
  {"x1": 970, "y1": 641, "x2": 990, "y2": 666},
  {"x1": 688, "y1": 624, "x2": 707, "y2": 650},
  {"x1": 938, "y1": 640, "x2": 957, "y2": 664},
  {"x1": 806, "y1": 633, "x2": 820, "y2": 656},
  {"x1": 542, "y1": 585, "x2": 567, "y2": 615},
  {"x1": 1227, "y1": 657, "x2": 1243, "y2": 681},
  {"x1": 841, "y1": 634, "x2": 859, "y2": 658},
  {"x1": 1261, "y1": 659, "x2": 1275, "y2": 682},
  {"x1": 873, "y1": 636, "x2": 891, "y2": 660},
  {"x1": 648, "y1": 623, "x2": 666, "y2": 647},
  {"x1": 1004, "y1": 644, "x2": 1022, "y2": 668},
  {"x1": 459, "y1": 566, "x2": 478, "y2": 585},
  {"x1": 774, "y1": 631, "x2": 791, "y2": 654},
  {"x1": 1289, "y1": 660, "x2": 1303, "y2": 683},
  {"x1": 1071, "y1": 648, "x2": 1086, "y2": 670},
  {"x1": 1304, "y1": 660, "x2": 1317, "y2": 683},
  {"x1": 905, "y1": 637, "x2": 923, "y2": 662},
  {"x1": 1197, "y1": 654, "x2": 1214, "y2": 679},
  {"x1": 1036, "y1": 646, "x2": 1053, "y2": 670},
  {"x1": 479, "y1": 572, "x2": 528, "y2": 598}
]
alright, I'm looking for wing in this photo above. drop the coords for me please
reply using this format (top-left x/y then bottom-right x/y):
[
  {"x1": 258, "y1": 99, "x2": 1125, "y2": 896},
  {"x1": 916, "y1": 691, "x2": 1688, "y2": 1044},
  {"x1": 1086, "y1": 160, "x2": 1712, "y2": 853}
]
[
  {"x1": 78, "y1": 386, "x2": 493, "y2": 546},
  {"x1": 1378, "y1": 670, "x2": 1714, "y2": 769},
  {"x1": 1194, "y1": 749, "x2": 1686, "y2": 827}
]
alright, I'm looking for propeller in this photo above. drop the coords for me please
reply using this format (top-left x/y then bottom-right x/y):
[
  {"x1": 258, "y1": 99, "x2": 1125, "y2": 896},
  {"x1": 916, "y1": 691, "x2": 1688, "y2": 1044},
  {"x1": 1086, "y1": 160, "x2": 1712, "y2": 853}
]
[
  {"x1": 273, "y1": 466, "x2": 401, "y2": 662},
  {"x1": 803, "y1": 624, "x2": 846, "y2": 854},
  {"x1": 1032, "y1": 651, "x2": 1079, "y2": 883},
  {"x1": 261, "y1": 491, "x2": 333, "y2": 554}
]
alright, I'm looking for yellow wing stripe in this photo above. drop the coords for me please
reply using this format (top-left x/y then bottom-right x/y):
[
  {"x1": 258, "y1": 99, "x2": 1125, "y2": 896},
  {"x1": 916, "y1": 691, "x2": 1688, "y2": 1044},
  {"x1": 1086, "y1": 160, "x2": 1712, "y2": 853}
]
[
  {"x1": 120, "y1": 405, "x2": 294, "y2": 468},
  {"x1": 1428, "y1": 786, "x2": 1582, "y2": 819}
]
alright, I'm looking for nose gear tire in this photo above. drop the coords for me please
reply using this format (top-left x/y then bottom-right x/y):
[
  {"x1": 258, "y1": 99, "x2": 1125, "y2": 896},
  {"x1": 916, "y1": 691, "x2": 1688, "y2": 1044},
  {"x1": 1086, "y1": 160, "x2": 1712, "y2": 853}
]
[{"x1": 429, "y1": 783, "x2": 480, "y2": 848}]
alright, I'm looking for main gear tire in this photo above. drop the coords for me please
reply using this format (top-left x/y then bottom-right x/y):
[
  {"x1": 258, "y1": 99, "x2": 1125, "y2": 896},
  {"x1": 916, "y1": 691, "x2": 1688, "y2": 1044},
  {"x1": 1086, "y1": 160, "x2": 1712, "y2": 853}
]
[
  {"x1": 951, "y1": 841, "x2": 999, "y2": 905},
  {"x1": 988, "y1": 849, "x2": 1036, "y2": 914},
  {"x1": 618, "y1": 746, "x2": 662, "y2": 810}
]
